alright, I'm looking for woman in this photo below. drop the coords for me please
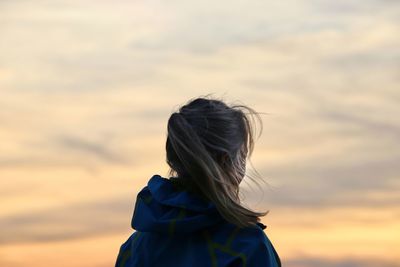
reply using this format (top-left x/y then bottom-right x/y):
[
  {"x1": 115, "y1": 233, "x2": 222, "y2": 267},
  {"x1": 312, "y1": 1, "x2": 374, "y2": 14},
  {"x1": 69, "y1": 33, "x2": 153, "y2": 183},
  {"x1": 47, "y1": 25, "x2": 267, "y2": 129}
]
[{"x1": 115, "y1": 95, "x2": 281, "y2": 267}]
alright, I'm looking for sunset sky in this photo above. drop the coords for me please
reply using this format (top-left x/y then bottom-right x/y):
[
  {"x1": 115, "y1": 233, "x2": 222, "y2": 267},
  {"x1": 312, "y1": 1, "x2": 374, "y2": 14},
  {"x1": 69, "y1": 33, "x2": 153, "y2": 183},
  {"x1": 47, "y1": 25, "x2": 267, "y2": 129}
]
[{"x1": 1, "y1": 0, "x2": 399, "y2": 266}]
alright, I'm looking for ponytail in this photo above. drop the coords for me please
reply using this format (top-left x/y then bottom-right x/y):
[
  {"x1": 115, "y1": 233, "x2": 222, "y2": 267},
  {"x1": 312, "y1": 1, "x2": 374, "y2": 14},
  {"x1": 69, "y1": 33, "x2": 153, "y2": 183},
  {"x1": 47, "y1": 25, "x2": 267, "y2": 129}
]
[{"x1": 166, "y1": 95, "x2": 269, "y2": 228}]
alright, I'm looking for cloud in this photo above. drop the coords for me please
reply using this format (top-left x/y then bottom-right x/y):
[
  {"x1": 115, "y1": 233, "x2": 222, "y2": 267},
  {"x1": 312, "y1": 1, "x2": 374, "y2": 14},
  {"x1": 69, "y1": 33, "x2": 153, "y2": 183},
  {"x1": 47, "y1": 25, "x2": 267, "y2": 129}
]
[
  {"x1": 285, "y1": 256, "x2": 399, "y2": 267},
  {"x1": 51, "y1": 134, "x2": 129, "y2": 164},
  {"x1": 250, "y1": 152, "x2": 400, "y2": 208},
  {"x1": 0, "y1": 133, "x2": 134, "y2": 173},
  {"x1": 310, "y1": 0, "x2": 400, "y2": 16},
  {"x1": 319, "y1": 111, "x2": 400, "y2": 140},
  {"x1": 0, "y1": 258, "x2": 19, "y2": 267},
  {"x1": 0, "y1": 1, "x2": 399, "y2": 265},
  {"x1": 0, "y1": 195, "x2": 135, "y2": 244}
]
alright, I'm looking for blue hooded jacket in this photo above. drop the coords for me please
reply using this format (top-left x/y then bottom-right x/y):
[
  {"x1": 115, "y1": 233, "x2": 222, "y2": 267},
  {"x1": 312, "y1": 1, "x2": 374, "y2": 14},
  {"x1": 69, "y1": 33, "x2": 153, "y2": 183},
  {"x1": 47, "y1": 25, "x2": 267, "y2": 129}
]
[{"x1": 115, "y1": 174, "x2": 281, "y2": 267}]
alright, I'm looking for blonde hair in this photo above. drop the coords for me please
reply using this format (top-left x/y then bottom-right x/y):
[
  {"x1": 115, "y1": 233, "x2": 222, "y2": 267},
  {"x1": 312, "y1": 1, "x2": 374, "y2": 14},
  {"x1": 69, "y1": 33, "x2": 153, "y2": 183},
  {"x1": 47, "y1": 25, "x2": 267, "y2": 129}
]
[{"x1": 166, "y1": 94, "x2": 269, "y2": 228}]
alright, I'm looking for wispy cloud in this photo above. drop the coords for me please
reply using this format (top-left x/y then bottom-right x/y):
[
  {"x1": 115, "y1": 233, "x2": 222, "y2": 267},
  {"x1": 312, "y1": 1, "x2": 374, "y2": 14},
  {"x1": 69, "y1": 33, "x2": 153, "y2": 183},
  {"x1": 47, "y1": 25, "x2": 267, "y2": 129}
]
[
  {"x1": 0, "y1": 134, "x2": 134, "y2": 174},
  {"x1": 51, "y1": 134, "x2": 130, "y2": 164},
  {"x1": 285, "y1": 256, "x2": 399, "y2": 267},
  {"x1": 0, "y1": 195, "x2": 134, "y2": 244}
]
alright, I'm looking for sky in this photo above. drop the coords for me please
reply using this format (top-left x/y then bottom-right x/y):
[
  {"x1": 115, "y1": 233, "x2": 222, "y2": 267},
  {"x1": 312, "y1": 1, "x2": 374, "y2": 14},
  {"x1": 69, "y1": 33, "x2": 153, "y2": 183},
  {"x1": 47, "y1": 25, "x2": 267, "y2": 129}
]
[{"x1": 0, "y1": 0, "x2": 399, "y2": 266}]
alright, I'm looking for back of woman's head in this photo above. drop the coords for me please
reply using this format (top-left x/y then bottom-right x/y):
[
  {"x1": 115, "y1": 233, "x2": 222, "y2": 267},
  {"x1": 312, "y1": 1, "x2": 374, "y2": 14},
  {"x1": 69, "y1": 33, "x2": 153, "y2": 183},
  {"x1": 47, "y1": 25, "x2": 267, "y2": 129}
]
[{"x1": 166, "y1": 94, "x2": 269, "y2": 228}]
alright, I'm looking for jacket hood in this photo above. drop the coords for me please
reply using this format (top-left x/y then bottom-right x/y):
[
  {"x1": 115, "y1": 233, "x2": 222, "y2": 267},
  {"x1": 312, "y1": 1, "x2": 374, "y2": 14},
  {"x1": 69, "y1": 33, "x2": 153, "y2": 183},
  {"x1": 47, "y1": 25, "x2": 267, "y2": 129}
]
[{"x1": 131, "y1": 174, "x2": 226, "y2": 235}]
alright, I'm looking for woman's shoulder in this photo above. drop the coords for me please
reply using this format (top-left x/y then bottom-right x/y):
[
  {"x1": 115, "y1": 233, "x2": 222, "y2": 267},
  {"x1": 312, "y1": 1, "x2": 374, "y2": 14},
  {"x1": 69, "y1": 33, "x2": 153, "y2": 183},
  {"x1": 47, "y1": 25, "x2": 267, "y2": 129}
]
[{"x1": 205, "y1": 221, "x2": 281, "y2": 267}]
